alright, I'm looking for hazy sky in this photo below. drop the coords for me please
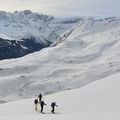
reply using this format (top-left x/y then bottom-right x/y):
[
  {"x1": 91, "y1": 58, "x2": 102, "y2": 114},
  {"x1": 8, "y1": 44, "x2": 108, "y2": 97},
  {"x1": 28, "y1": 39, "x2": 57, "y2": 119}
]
[{"x1": 0, "y1": 0, "x2": 119, "y2": 17}]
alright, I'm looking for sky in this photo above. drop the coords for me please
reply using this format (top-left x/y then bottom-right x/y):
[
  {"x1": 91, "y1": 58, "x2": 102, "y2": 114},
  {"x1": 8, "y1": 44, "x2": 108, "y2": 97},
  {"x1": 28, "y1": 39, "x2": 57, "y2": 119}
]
[{"x1": 0, "y1": 0, "x2": 119, "y2": 17}]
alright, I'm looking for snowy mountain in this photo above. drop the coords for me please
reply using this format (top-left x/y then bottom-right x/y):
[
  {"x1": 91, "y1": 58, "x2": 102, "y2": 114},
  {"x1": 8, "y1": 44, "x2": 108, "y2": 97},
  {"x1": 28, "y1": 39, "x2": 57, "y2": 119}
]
[
  {"x1": 0, "y1": 10, "x2": 80, "y2": 42},
  {"x1": 0, "y1": 10, "x2": 80, "y2": 59},
  {"x1": 0, "y1": 73, "x2": 120, "y2": 120},
  {"x1": 0, "y1": 17, "x2": 120, "y2": 101}
]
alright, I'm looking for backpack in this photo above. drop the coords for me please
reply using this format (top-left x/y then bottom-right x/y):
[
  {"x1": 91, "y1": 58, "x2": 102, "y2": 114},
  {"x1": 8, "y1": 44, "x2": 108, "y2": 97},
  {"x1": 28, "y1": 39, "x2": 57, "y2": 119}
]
[{"x1": 51, "y1": 102, "x2": 55, "y2": 107}]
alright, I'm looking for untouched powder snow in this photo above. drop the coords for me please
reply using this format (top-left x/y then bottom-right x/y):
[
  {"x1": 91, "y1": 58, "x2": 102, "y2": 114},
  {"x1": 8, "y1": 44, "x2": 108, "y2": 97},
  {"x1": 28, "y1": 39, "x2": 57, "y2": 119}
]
[
  {"x1": 0, "y1": 17, "x2": 120, "y2": 100},
  {"x1": 0, "y1": 73, "x2": 120, "y2": 120}
]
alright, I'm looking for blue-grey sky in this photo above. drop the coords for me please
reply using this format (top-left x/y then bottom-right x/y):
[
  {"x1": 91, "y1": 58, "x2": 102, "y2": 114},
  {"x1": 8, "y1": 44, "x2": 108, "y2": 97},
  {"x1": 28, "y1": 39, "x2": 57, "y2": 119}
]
[{"x1": 0, "y1": 0, "x2": 119, "y2": 17}]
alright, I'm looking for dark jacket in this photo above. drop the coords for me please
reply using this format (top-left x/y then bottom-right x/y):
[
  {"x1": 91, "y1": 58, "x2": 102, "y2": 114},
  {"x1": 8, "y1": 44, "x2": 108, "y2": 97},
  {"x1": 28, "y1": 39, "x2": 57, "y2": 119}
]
[
  {"x1": 41, "y1": 101, "x2": 46, "y2": 107},
  {"x1": 38, "y1": 94, "x2": 42, "y2": 102}
]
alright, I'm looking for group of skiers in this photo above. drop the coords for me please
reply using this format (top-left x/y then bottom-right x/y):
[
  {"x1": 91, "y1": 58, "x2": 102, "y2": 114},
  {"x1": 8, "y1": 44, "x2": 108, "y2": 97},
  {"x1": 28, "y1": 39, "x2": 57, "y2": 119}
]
[{"x1": 34, "y1": 93, "x2": 58, "y2": 114}]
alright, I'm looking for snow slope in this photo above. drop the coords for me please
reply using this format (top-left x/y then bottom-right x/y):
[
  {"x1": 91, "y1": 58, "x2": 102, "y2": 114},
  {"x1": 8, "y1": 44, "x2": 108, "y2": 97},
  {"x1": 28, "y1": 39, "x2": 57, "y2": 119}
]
[
  {"x1": 0, "y1": 17, "x2": 120, "y2": 101},
  {"x1": 0, "y1": 73, "x2": 120, "y2": 120}
]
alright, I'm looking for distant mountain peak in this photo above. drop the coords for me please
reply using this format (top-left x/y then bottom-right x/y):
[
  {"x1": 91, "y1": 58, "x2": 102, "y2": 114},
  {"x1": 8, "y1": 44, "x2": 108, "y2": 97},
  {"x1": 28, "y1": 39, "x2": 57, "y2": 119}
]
[{"x1": 0, "y1": 10, "x2": 80, "y2": 59}]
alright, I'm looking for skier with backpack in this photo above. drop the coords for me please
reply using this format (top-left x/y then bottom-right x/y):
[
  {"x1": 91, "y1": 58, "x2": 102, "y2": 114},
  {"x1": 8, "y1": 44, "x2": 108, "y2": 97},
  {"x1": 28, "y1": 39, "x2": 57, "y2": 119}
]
[
  {"x1": 51, "y1": 102, "x2": 58, "y2": 113},
  {"x1": 34, "y1": 98, "x2": 38, "y2": 111},
  {"x1": 40, "y1": 100, "x2": 47, "y2": 113},
  {"x1": 38, "y1": 93, "x2": 43, "y2": 109}
]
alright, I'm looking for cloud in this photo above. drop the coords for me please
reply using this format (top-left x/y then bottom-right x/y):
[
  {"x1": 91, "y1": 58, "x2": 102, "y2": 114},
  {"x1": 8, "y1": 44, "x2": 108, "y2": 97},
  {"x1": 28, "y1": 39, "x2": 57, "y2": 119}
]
[{"x1": 0, "y1": 0, "x2": 119, "y2": 17}]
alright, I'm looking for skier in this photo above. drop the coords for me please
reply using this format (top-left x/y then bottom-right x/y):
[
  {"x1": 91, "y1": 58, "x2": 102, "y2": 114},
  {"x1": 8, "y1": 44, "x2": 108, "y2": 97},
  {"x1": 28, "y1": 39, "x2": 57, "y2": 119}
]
[
  {"x1": 40, "y1": 100, "x2": 47, "y2": 113},
  {"x1": 34, "y1": 98, "x2": 38, "y2": 111},
  {"x1": 51, "y1": 102, "x2": 58, "y2": 113},
  {"x1": 38, "y1": 93, "x2": 43, "y2": 103}
]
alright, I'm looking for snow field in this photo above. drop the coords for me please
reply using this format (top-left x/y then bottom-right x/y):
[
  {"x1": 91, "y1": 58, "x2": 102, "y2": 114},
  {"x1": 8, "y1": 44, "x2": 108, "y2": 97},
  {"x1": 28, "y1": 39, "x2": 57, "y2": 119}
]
[{"x1": 0, "y1": 72, "x2": 120, "y2": 120}]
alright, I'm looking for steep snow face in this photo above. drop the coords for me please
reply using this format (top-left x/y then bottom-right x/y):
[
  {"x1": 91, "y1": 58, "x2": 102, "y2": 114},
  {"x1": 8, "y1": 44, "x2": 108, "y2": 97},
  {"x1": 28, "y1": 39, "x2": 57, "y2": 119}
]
[
  {"x1": 0, "y1": 17, "x2": 120, "y2": 101},
  {"x1": 0, "y1": 73, "x2": 120, "y2": 120},
  {"x1": 51, "y1": 17, "x2": 120, "y2": 46},
  {"x1": 0, "y1": 10, "x2": 80, "y2": 43}
]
